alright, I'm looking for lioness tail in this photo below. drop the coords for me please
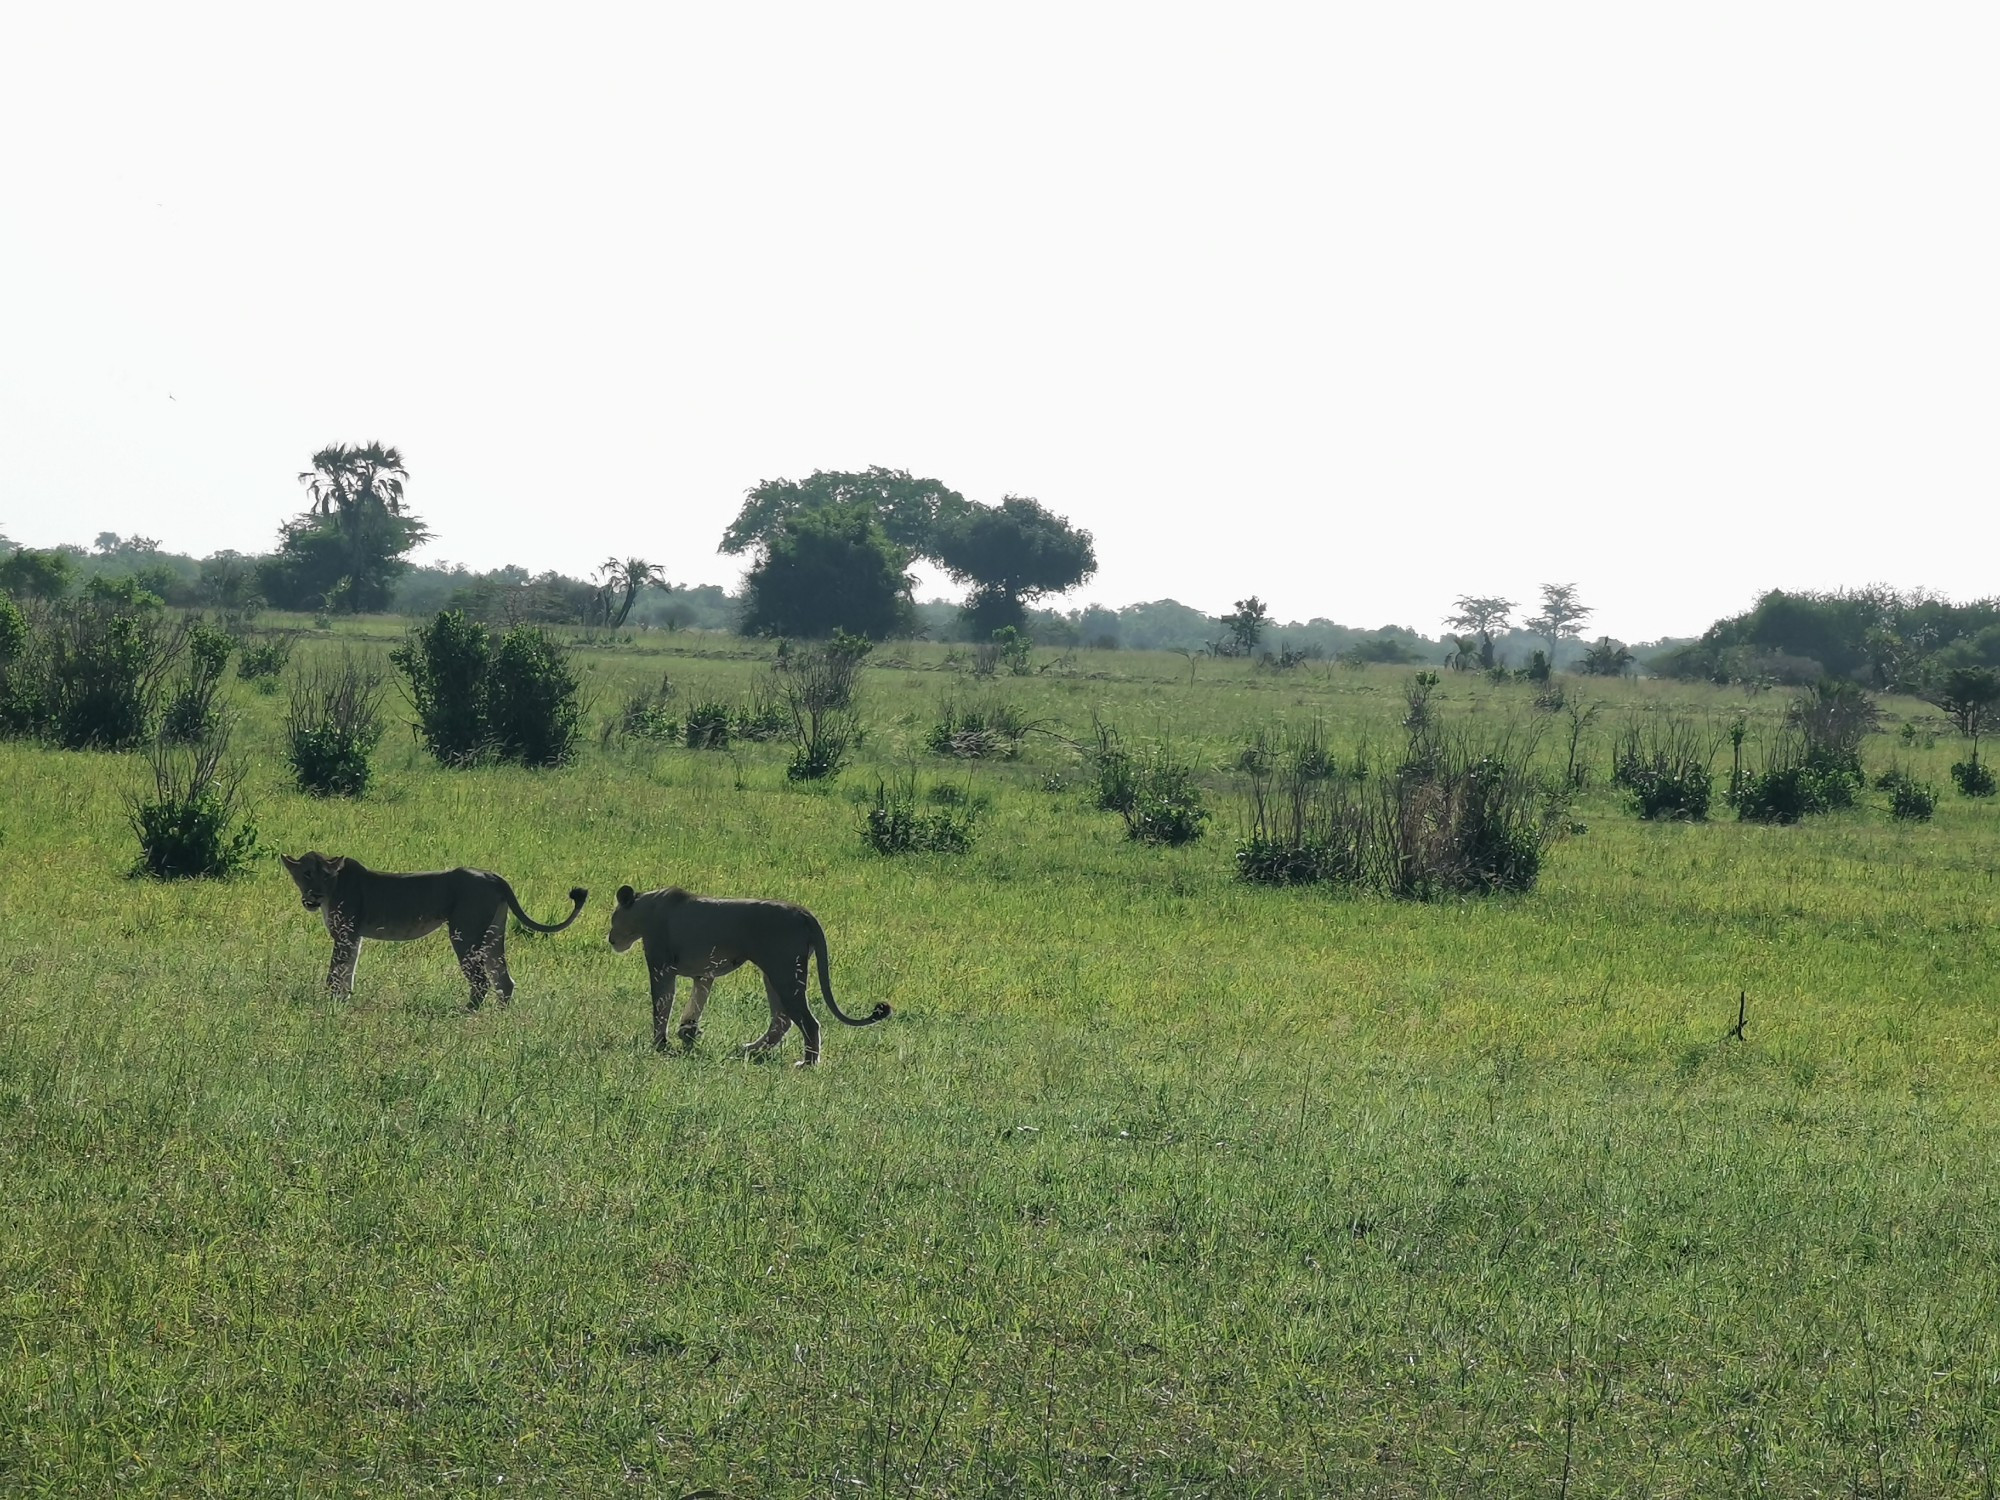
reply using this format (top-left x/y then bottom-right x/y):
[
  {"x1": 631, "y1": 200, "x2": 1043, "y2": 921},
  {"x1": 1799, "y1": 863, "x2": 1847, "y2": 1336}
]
[
  {"x1": 506, "y1": 883, "x2": 590, "y2": 933},
  {"x1": 810, "y1": 916, "x2": 891, "y2": 1027}
]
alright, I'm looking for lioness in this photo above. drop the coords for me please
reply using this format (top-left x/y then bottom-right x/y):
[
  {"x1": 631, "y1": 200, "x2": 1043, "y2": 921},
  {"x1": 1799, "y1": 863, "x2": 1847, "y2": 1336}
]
[
  {"x1": 281, "y1": 851, "x2": 588, "y2": 1007},
  {"x1": 608, "y1": 883, "x2": 890, "y2": 1065}
]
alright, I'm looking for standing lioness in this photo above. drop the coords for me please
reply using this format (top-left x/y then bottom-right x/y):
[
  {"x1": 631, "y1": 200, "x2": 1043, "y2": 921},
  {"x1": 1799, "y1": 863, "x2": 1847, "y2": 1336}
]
[
  {"x1": 608, "y1": 883, "x2": 890, "y2": 1065},
  {"x1": 282, "y1": 851, "x2": 588, "y2": 1007}
]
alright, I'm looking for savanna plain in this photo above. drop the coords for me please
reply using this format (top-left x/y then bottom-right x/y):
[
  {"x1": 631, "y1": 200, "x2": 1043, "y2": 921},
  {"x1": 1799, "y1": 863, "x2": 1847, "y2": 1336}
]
[{"x1": 4, "y1": 623, "x2": 1998, "y2": 1498}]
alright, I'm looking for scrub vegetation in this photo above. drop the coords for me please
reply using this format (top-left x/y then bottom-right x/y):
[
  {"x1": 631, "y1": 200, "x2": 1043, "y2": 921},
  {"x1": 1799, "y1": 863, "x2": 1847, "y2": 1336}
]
[{"x1": 2, "y1": 618, "x2": 1998, "y2": 1496}]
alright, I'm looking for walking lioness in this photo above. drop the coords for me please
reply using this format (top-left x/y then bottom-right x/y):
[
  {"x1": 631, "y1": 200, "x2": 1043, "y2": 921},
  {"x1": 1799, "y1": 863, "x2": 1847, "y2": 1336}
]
[
  {"x1": 281, "y1": 851, "x2": 588, "y2": 1007},
  {"x1": 608, "y1": 883, "x2": 890, "y2": 1065}
]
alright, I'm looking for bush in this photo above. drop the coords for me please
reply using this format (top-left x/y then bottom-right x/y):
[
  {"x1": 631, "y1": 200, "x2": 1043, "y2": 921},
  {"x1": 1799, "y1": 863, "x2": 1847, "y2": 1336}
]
[
  {"x1": 1951, "y1": 758, "x2": 1997, "y2": 797},
  {"x1": 1875, "y1": 767, "x2": 1938, "y2": 822},
  {"x1": 128, "y1": 725, "x2": 258, "y2": 879},
  {"x1": 286, "y1": 653, "x2": 386, "y2": 797},
  {"x1": 1610, "y1": 718, "x2": 1715, "y2": 820},
  {"x1": 684, "y1": 700, "x2": 731, "y2": 750},
  {"x1": 617, "y1": 675, "x2": 678, "y2": 742},
  {"x1": 390, "y1": 611, "x2": 583, "y2": 768},
  {"x1": 1736, "y1": 742, "x2": 1860, "y2": 824},
  {"x1": 487, "y1": 625, "x2": 584, "y2": 767},
  {"x1": 236, "y1": 634, "x2": 295, "y2": 685},
  {"x1": 160, "y1": 622, "x2": 233, "y2": 743},
  {"x1": 924, "y1": 695, "x2": 1043, "y2": 759},
  {"x1": 731, "y1": 687, "x2": 789, "y2": 742},
  {"x1": 1376, "y1": 737, "x2": 1557, "y2": 898},
  {"x1": 391, "y1": 610, "x2": 492, "y2": 765},
  {"x1": 1089, "y1": 722, "x2": 1208, "y2": 845},
  {"x1": 860, "y1": 777, "x2": 977, "y2": 855},
  {"x1": 30, "y1": 595, "x2": 191, "y2": 751},
  {"x1": 776, "y1": 633, "x2": 870, "y2": 782},
  {"x1": 1235, "y1": 718, "x2": 1567, "y2": 898}
]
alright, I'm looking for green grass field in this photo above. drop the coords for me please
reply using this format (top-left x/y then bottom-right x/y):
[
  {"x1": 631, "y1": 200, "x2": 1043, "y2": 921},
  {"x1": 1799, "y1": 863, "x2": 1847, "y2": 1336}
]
[{"x1": 4, "y1": 622, "x2": 1998, "y2": 1496}]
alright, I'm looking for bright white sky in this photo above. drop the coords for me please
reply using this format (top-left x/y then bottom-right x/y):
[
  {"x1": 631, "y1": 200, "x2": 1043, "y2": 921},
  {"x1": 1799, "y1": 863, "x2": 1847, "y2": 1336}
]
[{"x1": 2, "y1": 3, "x2": 1994, "y2": 642}]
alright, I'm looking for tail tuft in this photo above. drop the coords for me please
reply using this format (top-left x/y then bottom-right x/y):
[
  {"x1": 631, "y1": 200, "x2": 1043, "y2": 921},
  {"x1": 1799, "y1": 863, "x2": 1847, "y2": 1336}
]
[
  {"x1": 570, "y1": 887, "x2": 589, "y2": 906},
  {"x1": 870, "y1": 1002, "x2": 892, "y2": 1020}
]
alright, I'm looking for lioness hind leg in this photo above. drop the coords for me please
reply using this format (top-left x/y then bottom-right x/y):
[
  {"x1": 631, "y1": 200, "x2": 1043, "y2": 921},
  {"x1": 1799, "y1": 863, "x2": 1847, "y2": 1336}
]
[
  {"x1": 739, "y1": 974, "x2": 792, "y2": 1059},
  {"x1": 449, "y1": 926, "x2": 492, "y2": 1010},
  {"x1": 779, "y1": 955, "x2": 822, "y2": 1068},
  {"x1": 487, "y1": 921, "x2": 515, "y2": 1004}
]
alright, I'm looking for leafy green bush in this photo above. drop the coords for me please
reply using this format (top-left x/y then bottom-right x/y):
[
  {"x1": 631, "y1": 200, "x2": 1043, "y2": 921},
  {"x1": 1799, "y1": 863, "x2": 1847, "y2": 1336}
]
[
  {"x1": 1950, "y1": 758, "x2": 1996, "y2": 797},
  {"x1": 128, "y1": 727, "x2": 258, "y2": 879},
  {"x1": 487, "y1": 626, "x2": 584, "y2": 767},
  {"x1": 1736, "y1": 748, "x2": 1859, "y2": 824},
  {"x1": 390, "y1": 611, "x2": 583, "y2": 768},
  {"x1": 1874, "y1": 767, "x2": 1938, "y2": 822},
  {"x1": 236, "y1": 634, "x2": 294, "y2": 688},
  {"x1": 285, "y1": 654, "x2": 386, "y2": 797},
  {"x1": 860, "y1": 778, "x2": 977, "y2": 855},
  {"x1": 1610, "y1": 719, "x2": 1715, "y2": 820},
  {"x1": 1090, "y1": 723, "x2": 1209, "y2": 846},
  {"x1": 391, "y1": 610, "x2": 492, "y2": 765},
  {"x1": 160, "y1": 622, "x2": 233, "y2": 743},
  {"x1": 35, "y1": 597, "x2": 188, "y2": 750},
  {"x1": 1235, "y1": 723, "x2": 1367, "y2": 887},
  {"x1": 616, "y1": 675, "x2": 678, "y2": 742}
]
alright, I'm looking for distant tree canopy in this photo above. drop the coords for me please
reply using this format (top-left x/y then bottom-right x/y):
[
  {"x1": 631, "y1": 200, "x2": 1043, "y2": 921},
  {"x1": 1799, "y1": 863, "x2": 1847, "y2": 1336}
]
[
  {"x1": 0, "y1": 548, "x2": 76, "y2": 601},
  {"x1": 1445, "y1": 595, "x2": 1515, "y2": 636},
  {"x1": 722, "y1": 468, "x2": 969, "y2": 558},
  {"x1": 1656, "y1": 587, "x2": 2000, "y2": 689},
  {"x1": 930, "y1": 496, "x2": 1097, "y2": 636},
  {"x1": 262, "y1": 443, "x2": 429, "y2": 613},
  {"x1": 1217, "y1": 596, "x2": 1271, "y2": 657},
  {"x1": 740, "y1": 505, "x2": 914, "y2": 640},
  {"x1": 1524, "y1": 584, "x2": 1592, "y2": 660},
  {"x1": 724, "y1": 469, "x2": 1095, "y2": 639}
]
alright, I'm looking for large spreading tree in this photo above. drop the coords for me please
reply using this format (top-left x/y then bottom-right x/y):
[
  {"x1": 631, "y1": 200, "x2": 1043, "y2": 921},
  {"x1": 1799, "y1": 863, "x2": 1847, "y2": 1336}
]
[
  {"x1": 722, "y1": 467, "x2": 969, "y2": 559},
  {"x1": 928, "y1": 495, "x2": 1098, "y2": 636},
  {"x1": 739, "y1": 505, "x2": 915, "y2": 640},
  {"x1": 261, "y1": 443, "x2": 430, "y2": 612}
]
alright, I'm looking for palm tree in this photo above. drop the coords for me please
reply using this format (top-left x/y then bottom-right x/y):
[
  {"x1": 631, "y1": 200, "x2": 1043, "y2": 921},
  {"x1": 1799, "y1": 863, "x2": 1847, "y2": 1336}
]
[
  {"x1": 292, "y1": 443, "x2": 425, "y2": 612},
  {"x1": 597, "y1": 557, "x2": 666, "y2": 628},
  {"x1": 298, "y1": 442, "x2": 409, "y2": 521}
]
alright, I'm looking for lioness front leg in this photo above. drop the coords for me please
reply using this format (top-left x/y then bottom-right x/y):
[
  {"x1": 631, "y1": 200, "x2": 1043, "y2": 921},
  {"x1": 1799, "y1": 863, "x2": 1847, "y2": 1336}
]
[
  {"x1": 677, "y1": 976, "x2": 713, "y2": 1048},
  {"x1": 649, "y1": 965, "x2": 678, "y2": 1051},
  {"x1": 327, "y1": 934, "x2": 361, "y2": 997}
]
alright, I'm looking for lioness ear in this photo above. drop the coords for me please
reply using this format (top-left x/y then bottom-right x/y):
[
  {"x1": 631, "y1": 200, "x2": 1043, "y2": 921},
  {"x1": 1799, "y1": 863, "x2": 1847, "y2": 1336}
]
[{"x1": 616, "y1": 885, "x2": 635, "y2": 907}]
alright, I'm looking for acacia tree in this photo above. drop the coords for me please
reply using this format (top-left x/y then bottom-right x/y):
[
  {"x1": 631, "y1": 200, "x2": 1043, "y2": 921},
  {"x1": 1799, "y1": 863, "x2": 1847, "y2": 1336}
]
[
  {"x1": 1934, "y1": 666, "x2": 2000, "y2": 768},
  {"x1": 1525, "y1": 583, "x2": 1592, "y2": 663},
  {"x1": 740, "y1": 506, "x2": 914, "y2": 640},
  {"x1": 1445, "y1": 594, "x2": 1514, "y2": 669},
  {"x1": 596, "y1": 557, "x2": 666, "y2": 628},
  {"x1": 1219, "y1": 597, "x2": 1271, "y2": 657},
  {"x1": 929, "y1": 496, "x2": 1097, "y2": 636},
  {"x1": 265, "y1": 443, "x2": 430, "y2": 612},
  {"x1": 722, "y1": 467, "x2": 969, "y2": 559}
]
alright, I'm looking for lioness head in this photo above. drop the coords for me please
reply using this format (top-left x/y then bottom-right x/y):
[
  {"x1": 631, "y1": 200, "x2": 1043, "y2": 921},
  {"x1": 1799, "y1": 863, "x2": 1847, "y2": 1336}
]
[
  {"x1": 609, "y1": 884, "x2": 642, "y2": 951},
  {"x1": 280, "y1": 851, "x2": 343, "y2": 911}
]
